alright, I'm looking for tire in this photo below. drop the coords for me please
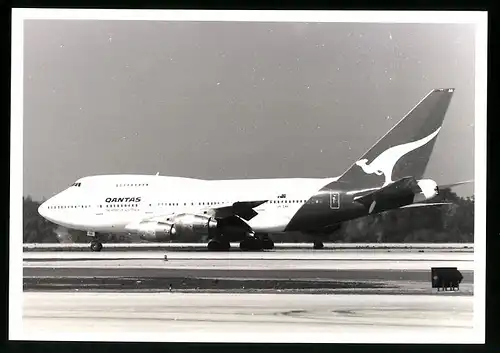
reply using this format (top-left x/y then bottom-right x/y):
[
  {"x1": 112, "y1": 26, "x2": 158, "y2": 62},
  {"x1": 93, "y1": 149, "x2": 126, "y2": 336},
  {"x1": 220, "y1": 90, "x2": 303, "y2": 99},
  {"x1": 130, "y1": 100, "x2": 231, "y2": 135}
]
[
  {"x1": 90, "y1": 241, "x2": 103, "y2": 252},
  {"x1": 208, "y1": 240, "x2": 221, "y2": 251},
  {"x1": 313, "y1": 241, "x2": 324, "y2": 250},
  {"x1": 262, "y1": 239, "x2": 274, "y2": 250},
  {"x1": 208, "y1": 239, "x2": 230, "y2": 251},
  {"x1": 240, "y1": 238, "x2": 263, "y2": 251}
]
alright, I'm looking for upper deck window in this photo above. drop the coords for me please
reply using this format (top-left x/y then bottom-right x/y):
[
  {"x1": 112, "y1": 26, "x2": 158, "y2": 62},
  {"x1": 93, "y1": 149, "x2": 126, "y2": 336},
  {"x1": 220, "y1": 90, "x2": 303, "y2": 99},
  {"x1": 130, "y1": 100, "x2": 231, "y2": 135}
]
[{"x1": 116, "y1": 183, "x2": 149, "y2": 187}]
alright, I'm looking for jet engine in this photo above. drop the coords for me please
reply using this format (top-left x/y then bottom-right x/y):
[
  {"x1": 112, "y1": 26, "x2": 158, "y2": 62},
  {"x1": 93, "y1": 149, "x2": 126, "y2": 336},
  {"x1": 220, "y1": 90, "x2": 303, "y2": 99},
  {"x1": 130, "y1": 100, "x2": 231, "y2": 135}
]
[
  {"x1": 126, "y1": 214, "x2": 218, "y2": 242},
  {"x1": 132, "y1": 221, "x2": 175, "y2": 242},
  {"x1": 170, "y1": 213, "x2": 218, "y2": 238},
  {"x1": 413, "y1": 179, "x2": 439, "y2": 202}
]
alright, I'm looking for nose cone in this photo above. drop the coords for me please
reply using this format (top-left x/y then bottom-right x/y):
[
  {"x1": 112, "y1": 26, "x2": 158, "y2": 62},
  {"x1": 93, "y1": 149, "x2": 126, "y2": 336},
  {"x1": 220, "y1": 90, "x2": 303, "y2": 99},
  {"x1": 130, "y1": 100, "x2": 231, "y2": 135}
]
[{"x1": 38, "y1": 201, "x2": 47, "y2": 219}]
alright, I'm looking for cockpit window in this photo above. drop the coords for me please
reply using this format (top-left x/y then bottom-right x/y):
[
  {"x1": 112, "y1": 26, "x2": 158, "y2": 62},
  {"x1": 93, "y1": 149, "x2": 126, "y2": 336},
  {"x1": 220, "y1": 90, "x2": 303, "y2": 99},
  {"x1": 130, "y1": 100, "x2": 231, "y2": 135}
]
[{"x1": 71, "y1": 182, "x2": 82, "y2": 187}]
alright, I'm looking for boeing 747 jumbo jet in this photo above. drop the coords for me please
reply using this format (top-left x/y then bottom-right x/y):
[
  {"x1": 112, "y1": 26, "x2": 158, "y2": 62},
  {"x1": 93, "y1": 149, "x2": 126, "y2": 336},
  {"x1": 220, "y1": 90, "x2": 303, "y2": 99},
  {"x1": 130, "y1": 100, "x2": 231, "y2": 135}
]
[{"x1": 38, "y1": 88, "x2": 471, "y2": 252}]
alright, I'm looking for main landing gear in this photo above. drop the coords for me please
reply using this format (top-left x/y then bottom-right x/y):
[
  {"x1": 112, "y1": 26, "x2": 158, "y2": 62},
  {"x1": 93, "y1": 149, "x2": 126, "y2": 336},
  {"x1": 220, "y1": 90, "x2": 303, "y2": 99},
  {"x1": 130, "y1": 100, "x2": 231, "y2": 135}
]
[
  {"x1": 206, "y1": 233, "x2": 275, "y2": 251},
  {"x1": 313, "y1": 240, "x2": 324, "y2": 250},
  {"x1": 207, "y1": 238, "x2": 231, "y2": 251},
  {"x1": 240, "y1": 233, "x2": 274, "y2": 251}
]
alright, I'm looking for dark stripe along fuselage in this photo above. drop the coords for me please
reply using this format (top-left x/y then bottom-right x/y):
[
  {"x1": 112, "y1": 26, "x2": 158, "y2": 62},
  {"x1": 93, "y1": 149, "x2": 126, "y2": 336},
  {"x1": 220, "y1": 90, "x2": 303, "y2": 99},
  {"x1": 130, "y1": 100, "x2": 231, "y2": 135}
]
[{"x1": 284, "y1": 180, "x2": 415, "y2": 232}]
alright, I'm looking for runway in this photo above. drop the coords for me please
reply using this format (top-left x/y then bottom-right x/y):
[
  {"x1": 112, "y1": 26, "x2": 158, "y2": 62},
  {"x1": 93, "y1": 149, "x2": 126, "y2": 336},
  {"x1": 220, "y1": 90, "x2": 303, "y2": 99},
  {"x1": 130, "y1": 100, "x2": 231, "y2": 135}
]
[
  {"x1": 23, "y1": 249, "x2": 474, "y2": 295},
  {"x1": 22, "y1": 291, "x2": 476, "y2": 343},
  {"x1": 21, "y1": 248, "x2": 477, "y2": 342},
  {"x1": 23, "y1": 249, "x2": 474, "y2": 270}
]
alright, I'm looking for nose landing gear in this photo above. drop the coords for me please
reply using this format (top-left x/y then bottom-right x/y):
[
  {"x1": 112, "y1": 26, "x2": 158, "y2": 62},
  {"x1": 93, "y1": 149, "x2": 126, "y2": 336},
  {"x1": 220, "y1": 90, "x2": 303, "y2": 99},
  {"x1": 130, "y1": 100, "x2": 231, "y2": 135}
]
[
  {"x1": 90, "y1": 240, "x2": 103, "y2": 252},
  {"x1": 88, "y1": 231, "x2": 103, "y2": 252}
]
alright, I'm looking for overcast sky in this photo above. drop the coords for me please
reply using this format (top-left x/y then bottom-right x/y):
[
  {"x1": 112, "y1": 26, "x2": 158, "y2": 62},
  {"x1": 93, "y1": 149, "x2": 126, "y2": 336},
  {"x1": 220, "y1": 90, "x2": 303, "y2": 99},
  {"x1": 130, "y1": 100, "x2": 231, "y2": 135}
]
[{"x1": 23, "y1": 20, "x2": 476, "y2": 200}]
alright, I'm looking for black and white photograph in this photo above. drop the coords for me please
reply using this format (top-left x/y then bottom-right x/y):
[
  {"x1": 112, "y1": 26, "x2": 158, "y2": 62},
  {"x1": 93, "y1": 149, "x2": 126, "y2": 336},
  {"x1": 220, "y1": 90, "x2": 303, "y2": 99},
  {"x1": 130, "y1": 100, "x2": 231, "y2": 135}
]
[{"x1": 10, "y1": 9, "x2": 487, "y2": 343}]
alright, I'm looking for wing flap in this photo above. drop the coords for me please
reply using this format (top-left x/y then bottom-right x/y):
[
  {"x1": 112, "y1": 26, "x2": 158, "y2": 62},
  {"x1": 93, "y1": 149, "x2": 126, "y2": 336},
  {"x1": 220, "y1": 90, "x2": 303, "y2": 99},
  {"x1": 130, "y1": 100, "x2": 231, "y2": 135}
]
[{"x1": 212, "y1": 200, "x2": 268, "y2": 221}]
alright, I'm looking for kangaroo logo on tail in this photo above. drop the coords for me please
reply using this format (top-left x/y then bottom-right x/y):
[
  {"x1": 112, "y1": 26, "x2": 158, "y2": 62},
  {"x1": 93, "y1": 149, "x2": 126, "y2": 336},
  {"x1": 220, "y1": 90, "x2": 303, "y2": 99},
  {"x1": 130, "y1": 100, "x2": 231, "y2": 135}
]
[{"x1": 355, "y1": 127, "x2": 441, "y2": 186}]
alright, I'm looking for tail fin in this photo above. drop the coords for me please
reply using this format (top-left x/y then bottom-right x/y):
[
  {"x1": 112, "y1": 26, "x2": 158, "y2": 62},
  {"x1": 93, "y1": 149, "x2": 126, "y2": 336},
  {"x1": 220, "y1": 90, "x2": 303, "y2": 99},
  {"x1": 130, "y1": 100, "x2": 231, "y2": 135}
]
[{"x1": 336, "y1": 88, "x2": 455, "y2": 190}]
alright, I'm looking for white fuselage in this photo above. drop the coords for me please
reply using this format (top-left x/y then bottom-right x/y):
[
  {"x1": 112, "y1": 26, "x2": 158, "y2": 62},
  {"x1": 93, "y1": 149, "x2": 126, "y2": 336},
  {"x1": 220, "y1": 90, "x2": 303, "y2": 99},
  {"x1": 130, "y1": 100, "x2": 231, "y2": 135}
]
[{"x1": 38, "y1": 174, "x2": 338, "y2": 235}]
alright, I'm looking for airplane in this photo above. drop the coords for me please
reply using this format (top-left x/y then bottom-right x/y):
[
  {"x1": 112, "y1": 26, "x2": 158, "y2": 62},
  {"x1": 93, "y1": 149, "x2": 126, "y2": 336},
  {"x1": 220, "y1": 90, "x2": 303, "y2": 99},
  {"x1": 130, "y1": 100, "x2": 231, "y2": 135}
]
[{"x1": 37, "y1": 88, "x2": 472, "y2": 252}]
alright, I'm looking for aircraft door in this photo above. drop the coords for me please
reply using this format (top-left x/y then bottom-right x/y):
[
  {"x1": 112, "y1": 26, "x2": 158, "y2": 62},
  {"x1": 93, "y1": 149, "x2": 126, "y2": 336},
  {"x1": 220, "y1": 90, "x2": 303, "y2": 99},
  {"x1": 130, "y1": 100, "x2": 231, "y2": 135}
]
[{"x1": 330, "y1": 191, "x2": 340, "y2": 209}]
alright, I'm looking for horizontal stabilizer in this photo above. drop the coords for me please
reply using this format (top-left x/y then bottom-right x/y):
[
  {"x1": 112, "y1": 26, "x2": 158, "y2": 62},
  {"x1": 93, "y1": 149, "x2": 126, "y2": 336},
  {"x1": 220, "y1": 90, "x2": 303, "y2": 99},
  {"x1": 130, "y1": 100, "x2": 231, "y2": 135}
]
[
  {"x1": 400, "y1": 202, "x2": 452, "y2": 209},
  {"x1": 353, "y1": 176, "x2": 421, "y2": 207}
]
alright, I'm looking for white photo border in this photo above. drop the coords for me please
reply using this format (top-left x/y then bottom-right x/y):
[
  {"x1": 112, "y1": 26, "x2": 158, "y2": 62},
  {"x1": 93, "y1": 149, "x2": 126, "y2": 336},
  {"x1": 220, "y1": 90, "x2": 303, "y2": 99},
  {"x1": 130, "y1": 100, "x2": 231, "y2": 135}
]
[{"x1": 10, "y1": 9, "x2": 488, "y2": 343}]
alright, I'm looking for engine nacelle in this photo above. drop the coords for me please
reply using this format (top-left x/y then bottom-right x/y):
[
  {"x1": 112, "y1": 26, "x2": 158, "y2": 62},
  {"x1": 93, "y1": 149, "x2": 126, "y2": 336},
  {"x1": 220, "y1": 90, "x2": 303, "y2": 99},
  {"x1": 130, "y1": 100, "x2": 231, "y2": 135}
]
[
  {"x1": 125, "y1": 214, "x2": 218, "y2": 242},
  {"x1": 132, "y1": 221, "x2": 174, "y2": 242},
  {"x1": 170, "y1": 214, "x2": 218, "y2": 238},
  {"x1": 414, "y1": 179, "x2": 439, "y2": 202}
]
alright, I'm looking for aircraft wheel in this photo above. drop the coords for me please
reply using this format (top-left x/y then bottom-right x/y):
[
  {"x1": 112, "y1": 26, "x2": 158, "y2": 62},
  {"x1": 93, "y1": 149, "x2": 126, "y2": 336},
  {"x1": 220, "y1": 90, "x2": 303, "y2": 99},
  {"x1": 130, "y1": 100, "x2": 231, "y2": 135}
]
[
  {"x1": 221, "y1": 240, "x2": 230, "y2": 251},
  {"x1": 208, "y1": 239, "x2": 230, "y2": 251},
  {"x1": 262, "y1": 238, "x2": 274, "y2": 250},
  {"x1": 90, "y1": 241, "x2": 103, "y2": 252},
  {"x1": 313, "y1": 240, "x2": 324, "y2": 250},
  {"x1": 256, "y1": 233, "x2": 273, "y2": 250},
  {"x1": 240, "y1": 237, "x2": 263, "y2": 251}
]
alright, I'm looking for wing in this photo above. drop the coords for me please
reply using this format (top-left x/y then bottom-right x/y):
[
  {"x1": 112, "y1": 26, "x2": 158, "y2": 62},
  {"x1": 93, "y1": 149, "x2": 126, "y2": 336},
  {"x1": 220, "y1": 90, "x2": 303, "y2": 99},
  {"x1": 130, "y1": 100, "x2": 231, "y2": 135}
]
[
  {"x1": 139, "y1": 200, "x2": 268, "y2": 223},
  {"x1": 210, "y1": 200, "x2": 268, "y2": 220}
]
